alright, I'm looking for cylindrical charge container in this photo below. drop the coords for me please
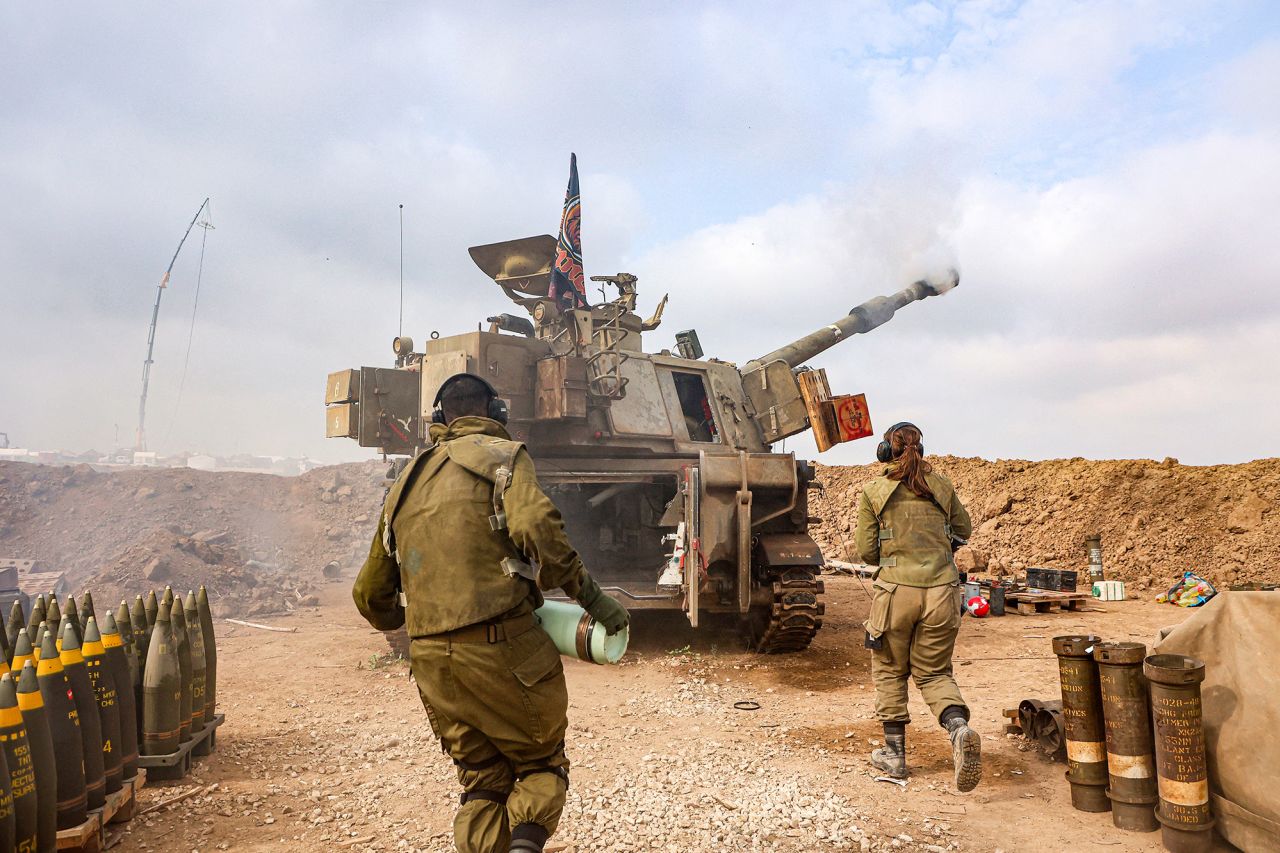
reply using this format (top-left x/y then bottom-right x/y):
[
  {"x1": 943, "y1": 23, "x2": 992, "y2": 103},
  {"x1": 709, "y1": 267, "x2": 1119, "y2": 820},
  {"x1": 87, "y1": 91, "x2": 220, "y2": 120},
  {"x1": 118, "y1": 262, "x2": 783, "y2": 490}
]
[
  {"x1": 535, "y1": 600, "x2": 629, "y2": 664},
  {"x1": 1145, "y1": 654, "x2": 1214, "y2": 853},
  {"x1": 1094, "y1": 642, "x2": 1158, "y2": 832},
  {"x1": 1053, "y1": 635, "x2": 1110, "y2": 812}
]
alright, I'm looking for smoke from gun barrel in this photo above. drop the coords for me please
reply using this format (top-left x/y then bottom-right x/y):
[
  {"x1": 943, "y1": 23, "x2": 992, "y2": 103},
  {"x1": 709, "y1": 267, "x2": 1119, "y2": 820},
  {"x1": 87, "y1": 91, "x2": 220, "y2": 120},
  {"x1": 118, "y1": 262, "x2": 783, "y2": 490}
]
[{"x1": 745, "y1": 269, "x2": 959, "y2": 372}]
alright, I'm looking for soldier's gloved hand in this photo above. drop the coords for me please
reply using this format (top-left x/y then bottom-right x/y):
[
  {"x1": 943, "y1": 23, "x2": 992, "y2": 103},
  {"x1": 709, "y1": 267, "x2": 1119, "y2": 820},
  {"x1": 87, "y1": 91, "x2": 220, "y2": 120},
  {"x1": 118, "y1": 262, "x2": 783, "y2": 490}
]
[{"x1": 576, "y1": 575, "x2": 630, "y2": 635}]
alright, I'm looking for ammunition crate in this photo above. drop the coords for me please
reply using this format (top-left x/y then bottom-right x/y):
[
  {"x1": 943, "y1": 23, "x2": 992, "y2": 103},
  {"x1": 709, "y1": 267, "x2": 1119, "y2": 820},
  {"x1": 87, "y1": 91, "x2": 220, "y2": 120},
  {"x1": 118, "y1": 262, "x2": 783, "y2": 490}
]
[{"x1": 1026, "y1": 567, "x2": 1077, "y2": 591}]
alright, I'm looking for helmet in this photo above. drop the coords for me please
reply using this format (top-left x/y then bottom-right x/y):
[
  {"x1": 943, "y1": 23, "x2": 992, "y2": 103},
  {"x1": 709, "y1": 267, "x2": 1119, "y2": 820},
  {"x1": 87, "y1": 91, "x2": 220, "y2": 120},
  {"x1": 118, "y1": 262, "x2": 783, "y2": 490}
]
[{"x1": 965, "y1": 596, "x2": 990, "y2": 618}]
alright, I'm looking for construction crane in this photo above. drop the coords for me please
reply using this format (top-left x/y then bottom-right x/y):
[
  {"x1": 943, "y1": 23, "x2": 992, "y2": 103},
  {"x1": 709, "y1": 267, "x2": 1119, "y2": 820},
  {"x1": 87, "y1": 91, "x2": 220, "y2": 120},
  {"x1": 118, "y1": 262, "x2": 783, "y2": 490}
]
[{"x1": 135, "y1": 198, "x2": 212, "y2": 452}]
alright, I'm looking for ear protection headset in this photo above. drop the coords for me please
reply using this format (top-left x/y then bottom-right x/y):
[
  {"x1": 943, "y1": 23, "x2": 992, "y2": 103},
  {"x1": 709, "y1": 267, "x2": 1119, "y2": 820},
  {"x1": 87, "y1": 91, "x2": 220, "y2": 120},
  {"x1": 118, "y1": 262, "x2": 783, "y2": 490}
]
[
  {"x1": 431, "y1": 373, "x2": 509, "y2": 425},
  {"x1": 876, "y1": 421, "x2": 923, "y2": 463}
]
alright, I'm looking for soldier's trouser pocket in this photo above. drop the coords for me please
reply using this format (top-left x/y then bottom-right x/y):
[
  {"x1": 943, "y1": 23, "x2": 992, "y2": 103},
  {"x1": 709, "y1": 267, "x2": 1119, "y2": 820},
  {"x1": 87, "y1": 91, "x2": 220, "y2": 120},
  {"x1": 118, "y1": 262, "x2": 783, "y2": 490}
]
[{"x1": 865, "y1": 580, "x2": 898, "y2": 642}]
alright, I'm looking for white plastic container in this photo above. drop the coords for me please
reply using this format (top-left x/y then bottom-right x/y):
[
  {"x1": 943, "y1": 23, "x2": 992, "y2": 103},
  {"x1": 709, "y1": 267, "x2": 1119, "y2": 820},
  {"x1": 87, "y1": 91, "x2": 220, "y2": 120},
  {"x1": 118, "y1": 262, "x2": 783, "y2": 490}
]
[{"x1": 1091, "y1": 580, "x2": 1126, "y2": 601}]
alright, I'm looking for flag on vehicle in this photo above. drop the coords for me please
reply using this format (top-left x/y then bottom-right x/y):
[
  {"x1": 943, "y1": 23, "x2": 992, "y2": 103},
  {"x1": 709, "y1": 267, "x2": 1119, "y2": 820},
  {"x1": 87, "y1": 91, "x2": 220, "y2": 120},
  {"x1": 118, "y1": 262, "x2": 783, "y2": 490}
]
[{"x1": 549, "y1": 153, "x2": 588, "y2": 307}]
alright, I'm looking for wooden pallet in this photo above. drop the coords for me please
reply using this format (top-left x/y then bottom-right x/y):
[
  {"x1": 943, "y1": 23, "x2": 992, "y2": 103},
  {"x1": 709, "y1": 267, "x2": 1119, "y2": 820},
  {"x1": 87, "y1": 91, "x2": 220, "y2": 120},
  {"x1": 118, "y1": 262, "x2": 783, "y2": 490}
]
[
  {"x1": 56, "y1": 770, "x2": 146, "y2": 852},
  {"x1": 138, "y1": 714, "x2": 223, "y2": 781},
  {"x1": 1005, "y1": 589, "x2": 1091, "y2": 615}
]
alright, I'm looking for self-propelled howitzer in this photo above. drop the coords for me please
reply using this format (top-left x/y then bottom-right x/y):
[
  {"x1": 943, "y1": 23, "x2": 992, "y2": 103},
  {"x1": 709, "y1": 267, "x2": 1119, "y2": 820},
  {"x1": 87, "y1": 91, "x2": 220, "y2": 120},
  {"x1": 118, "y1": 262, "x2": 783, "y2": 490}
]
[{"x1": 326, "y1": 234, "x2": 958, "y2": 653}]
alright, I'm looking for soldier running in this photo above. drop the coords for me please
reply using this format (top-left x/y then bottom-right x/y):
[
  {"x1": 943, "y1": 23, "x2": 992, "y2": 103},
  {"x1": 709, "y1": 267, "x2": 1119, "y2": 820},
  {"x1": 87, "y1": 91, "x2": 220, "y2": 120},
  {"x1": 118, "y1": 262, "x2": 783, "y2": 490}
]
[
  {"x1": 856, "y1": 421, "x2": 981, "y2": 791},
  {"x1": 353, "y1": 373, "x2": 629, "y2": 853}
]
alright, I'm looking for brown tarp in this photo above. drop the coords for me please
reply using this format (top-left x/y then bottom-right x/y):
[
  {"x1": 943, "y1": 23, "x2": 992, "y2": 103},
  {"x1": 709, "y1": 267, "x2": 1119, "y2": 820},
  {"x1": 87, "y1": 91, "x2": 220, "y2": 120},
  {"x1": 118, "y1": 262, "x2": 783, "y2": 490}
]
[{"x1": 1154, "y1": 592, "x2": 1280, "y2": 852}]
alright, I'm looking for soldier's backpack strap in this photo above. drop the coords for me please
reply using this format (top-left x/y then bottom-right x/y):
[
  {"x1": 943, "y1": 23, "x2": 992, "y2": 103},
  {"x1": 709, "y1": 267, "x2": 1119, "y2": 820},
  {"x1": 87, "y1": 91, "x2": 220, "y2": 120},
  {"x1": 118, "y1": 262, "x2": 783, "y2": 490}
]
[{"x1": 443, "y1": 435, "x2": 538, "y2": 582}]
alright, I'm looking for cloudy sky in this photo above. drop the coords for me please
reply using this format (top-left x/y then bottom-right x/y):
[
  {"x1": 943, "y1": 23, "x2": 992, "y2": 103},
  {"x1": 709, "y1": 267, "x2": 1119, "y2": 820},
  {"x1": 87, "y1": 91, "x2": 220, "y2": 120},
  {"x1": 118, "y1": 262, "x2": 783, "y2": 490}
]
[{"x1": 2, "y1": 1, "x2": 1277, "y2": 465}]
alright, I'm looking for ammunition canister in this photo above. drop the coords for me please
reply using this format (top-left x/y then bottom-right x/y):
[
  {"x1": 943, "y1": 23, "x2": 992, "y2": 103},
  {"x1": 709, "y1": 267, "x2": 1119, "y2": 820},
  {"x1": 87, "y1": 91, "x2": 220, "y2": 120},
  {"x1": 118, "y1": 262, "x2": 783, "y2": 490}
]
[
  {"x1": 171, "y1": 599, "x2": 193, "y2": 742},
  {"x1": 35, "y1": 633, "x2": 86, "y2": 830},
  {"x1": 101, "y1": 612, "x2": 140, "y2": 781},
  {"x1": 144, "y1": 590, "x2": 158, "y2": 633},
  {"x1": 1053, "y1": 635, "x2": 1110, "y2": 812},
  {"x1": 184, "y1": 592, "x2": 207, "y2": 745},
  {"x1": 142, "y1": 606, "x2": 182, "y2": 756},
  {"x1": 17, "y1": 662, "x2": 58, "y2": 852},
  {"x1": 58, "y1": 623, "x2": 105, "y2": 810},
  {"x1": 1094, "y1": 642, "x2": 1158, "y2": 832},
  {"x1": 1145, "y1": 654, "x2": 1214, "y2": 853},
  {"x1": 197, "y1": 586, "x2": 217, "y2": 727},
  {"x1": 0, "y1": 673, "x2": 39, "y2": 852},
  {"x1": 81, "y1": 618, "x2": 124, "y2": 795}
]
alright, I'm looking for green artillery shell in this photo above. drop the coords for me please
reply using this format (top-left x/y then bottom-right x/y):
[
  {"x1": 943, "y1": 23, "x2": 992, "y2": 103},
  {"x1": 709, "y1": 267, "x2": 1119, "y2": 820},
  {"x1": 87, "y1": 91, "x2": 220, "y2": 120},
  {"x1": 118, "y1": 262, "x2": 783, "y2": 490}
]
[
  {"x1": 81, "y1": 618, "x2": 123, "y2": 795},
  {"x1": 0, "y1": 716, "x2": 15, "y2": 853},
  {"x1": 78, "y1": 591, "x2": 95, "y2": 631},
  {"x1": 117, "y1": 602, "x2": 139, "y2": 691},
  {"x1": 0, "y1": 673, "x2": 39, "y2": 852},
  {"x1": 171, "y1": 599, "x2": 193, "y2": 743},
  {"x1": 183, "y1": 592, "x2": 206, "y2": 737},
  {"x1": 161, "y1": 586, "x2": 174, "y2": 609},
  {"x1": 101, "y1": 612, "x2": 140, "y2": 782},
  {"x1": 142, "y1": 605, "x2": 181, "y2": 756},
  {"x1": 1145, "y1": 654, "x2": 1214, "y2": 853},
  {"x1": 41, "y1": 600, "x2": 59, "y2": 657},
  {"x1": 24, "y1": 596, "x2": 44, "y2": 649},
  {"x1": 6, "y1": 599, "x2": 24, "y2": 670},
  {"x1": 130, "y1": 596, "x2": 149, "y2": 746},
  {"x1": 17, "y1": 662, "x2": 57, "y2": 852},
  {"x1": 144, "y1": 591, "x2": 158, "y2": 633},
  {"x1": 1053, "y1": 635, "x2": 1110, "y2": 813},
  {"x1": 58, "y1": 623, "x2": 105, "y2": 810},
  {"x1": 35, "y1": 632, "x2": 86, "y2": 830},
  {"x1": 197, "y1": 586, "x2": 217, "y2": 725},
  {"x1": 1094, "y1": 642, "x2": 1158, "y2": 833},
  {"x1": 9, "y1": 631, "x2": 33, "y2": 679},
  {"x1": 60, "y1": 598, "x2": 80, "y2": 656}
]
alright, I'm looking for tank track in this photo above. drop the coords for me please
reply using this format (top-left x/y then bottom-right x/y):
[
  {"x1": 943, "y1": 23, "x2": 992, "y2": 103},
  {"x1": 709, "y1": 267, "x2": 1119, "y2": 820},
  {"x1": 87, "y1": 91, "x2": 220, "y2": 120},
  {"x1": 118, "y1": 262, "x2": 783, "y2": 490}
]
[{"x1": 751, "y1": 568, "x2": 825, "y2": 654}]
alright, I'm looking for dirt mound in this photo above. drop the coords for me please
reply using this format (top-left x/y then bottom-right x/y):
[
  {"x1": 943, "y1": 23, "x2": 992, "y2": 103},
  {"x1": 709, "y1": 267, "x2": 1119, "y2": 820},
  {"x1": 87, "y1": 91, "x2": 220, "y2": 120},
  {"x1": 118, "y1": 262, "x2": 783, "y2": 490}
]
[
  {"x1": 0, "y1": 460, "x2": 390, "y2": 613},
  {"x1": 810, "y1": 456, "x2": 1280, "y2": 589}
]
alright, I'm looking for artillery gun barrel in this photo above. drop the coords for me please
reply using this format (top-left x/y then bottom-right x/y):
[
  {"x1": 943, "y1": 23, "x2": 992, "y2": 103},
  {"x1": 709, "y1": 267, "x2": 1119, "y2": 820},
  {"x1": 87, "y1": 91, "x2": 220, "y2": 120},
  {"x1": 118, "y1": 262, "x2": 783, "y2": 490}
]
[{"x1": 746, "y1": 270, "x2": 958, "y2": 371}]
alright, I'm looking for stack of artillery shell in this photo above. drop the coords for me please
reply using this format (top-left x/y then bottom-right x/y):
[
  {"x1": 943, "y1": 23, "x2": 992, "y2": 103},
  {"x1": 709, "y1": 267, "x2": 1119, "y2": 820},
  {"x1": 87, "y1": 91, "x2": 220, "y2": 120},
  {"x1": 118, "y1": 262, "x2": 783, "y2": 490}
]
[
  {"x1": 142, "y1": 599, "x2": 182, "y2": 756},
  {"x1": 58, "y1": 623, "x2": 106, "y2": 811},
  {"x1": 17, "y1": 661, "x2": 57, "y2": 851},
  {"x1": 1053, "y1": 635, "x2": 1110, "y2": 813},
  {"x1": 0, "y1": 673, "x2": 40, "y2": 852},
  {"x1": 102, "y1": 611, "x2": 140, "y2": 781},
  {"x1": 36, "y1": 630, "x2": 86, "y2": 830},
  {"x1": 1145, "y1": 654, "x2": 1214, "y2": 853},
  {"x1": 82, "y1": 618, "x2": 125, "y2": 796},
  {"x1": 1094, "y1": 642, "x2": 1159, "y2": 832}
]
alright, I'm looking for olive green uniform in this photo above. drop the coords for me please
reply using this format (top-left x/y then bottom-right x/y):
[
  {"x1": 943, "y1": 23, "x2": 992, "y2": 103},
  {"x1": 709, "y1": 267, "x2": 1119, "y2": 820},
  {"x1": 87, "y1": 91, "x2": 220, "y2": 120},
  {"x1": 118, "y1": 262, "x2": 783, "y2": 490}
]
[
  {"x1": 353, "y1": 417, "x2": 591, "y2": 853},
  {"x1": 857, "y1": 468, "x2": 973, "y2": 724}
]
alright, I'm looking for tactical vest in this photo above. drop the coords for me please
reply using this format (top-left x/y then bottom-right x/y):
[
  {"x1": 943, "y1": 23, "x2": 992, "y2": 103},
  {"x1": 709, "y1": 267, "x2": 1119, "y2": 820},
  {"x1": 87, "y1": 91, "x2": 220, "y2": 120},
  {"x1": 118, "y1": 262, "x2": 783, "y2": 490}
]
[
  {"x1": 863, "y1": 472, "x2": 960, "y2": 588},
  {"x1": 382, "y1": 432, "x2": 540, "y2": 635}
]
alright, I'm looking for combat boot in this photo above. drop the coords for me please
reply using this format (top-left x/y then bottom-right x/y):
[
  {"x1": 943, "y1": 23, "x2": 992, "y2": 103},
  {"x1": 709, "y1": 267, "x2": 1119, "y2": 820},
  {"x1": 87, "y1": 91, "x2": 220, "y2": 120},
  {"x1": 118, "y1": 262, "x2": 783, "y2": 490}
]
[
  {"x1": 509, "y1": 822, "x2": 548, "y2": 852},
  {"x1": 943, "y1": 713, "x2": 982, "y2": 792},
  {"x1": 869, "y1": 727, "x2": 908, "y2": 779}
]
